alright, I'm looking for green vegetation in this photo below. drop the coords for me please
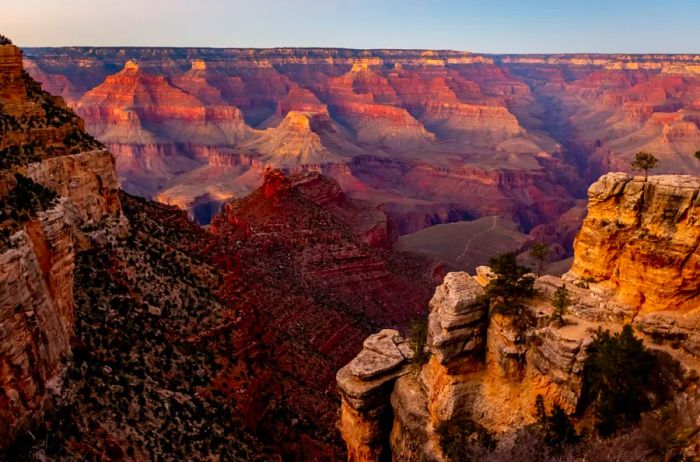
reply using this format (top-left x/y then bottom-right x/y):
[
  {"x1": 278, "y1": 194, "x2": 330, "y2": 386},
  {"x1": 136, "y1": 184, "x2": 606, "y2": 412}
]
[
  {"x1": 0, "y1": 70, "x2": 101, "y2": 169},
  {"x1": 550, "y1": 284, "x2": 571, "y2": 326},
  {"x1": 484, "y1": 252, "x2": 535, "y2": 315},
  {"x1": 437, "y1": 416, "x2": 494, "y2": 461},
  {"x1": 630, "y1": 151, "x2": 658, "y2": 181},
  {"x1": 7, "y1": 194, "x2": 266, "y2": 460},
  {"x1": 529, "y1": 242, "x2": 549, "y2": 277},
  {"x1": 0, "y1": 34, "x2": 11, "y2": 46},
  {"x1": 0, "y1": 174, "x2": 58, "y2": 248},
  {"x1": 409, "y1": 318, "x2": 430, "y2": 365},
  {"x1": 582, "y1": 325, "x2": 655, "y2": 436},
  {"x1": 535, "y1": 395, "x2": 579, "y2": 447}
]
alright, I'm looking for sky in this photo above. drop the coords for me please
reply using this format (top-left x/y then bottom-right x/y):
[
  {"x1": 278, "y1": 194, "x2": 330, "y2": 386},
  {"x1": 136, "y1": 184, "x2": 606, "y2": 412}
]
[{"x1": 2, "y1": 0, "x2": 700, "y2": 53}]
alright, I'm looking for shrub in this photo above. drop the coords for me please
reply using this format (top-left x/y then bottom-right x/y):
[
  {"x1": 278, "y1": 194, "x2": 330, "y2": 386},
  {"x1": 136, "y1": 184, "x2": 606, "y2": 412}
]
[
  {"x1": 550, "y1": 284, "x2": 571, "y2": 326},
  {"x1": 582, "y1": 325, "x2": 655, "y2": 436},
  {"x1": 437, "y1": 416, "x2": 494, "y2": 461},
  {"x1": 409, "y1": 318, "x2": 429, "y2": 365},
  {"x1": 529, "y1": 242, "x2": 549, "y2": 277},
  {"x1": 0, "y1": 174, "x2": 58, "y2": 247},
  {"x1": 535, "y1": 395, "x2": 579, "y2": 447}
]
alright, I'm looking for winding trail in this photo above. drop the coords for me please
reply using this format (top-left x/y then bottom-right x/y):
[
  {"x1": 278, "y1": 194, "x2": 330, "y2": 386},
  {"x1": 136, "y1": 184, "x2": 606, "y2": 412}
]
[{"x1": 457, "y1": 216, "x2": 498, "y2": 263}]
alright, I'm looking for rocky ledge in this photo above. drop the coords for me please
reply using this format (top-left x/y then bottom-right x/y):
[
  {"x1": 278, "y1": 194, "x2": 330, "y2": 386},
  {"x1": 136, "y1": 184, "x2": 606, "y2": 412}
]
[
  {"x1": 337, "y1": 173, "x2": 700, "y2": 461},
  {"x1": 336, "y1": 330, "x2": 413, "y2": 462}
]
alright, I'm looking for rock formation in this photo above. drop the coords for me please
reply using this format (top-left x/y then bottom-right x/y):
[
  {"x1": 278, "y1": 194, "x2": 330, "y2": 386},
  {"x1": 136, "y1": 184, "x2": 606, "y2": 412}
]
[
  {"x1": 566, "y1": 172, "x2": 700, "y2": 356},
  {"x1": 0, "y1": 43, "x2": 124, "y2": 450},
  {"x1": 568, "y1": 172, "x2": 699, "y2": 313},
  {"x1": 25, "y1": 47, "x2": 628, "y2": 236},
  {"x1": 337, "y1": 172, "x2": 700, "y2": 461}
]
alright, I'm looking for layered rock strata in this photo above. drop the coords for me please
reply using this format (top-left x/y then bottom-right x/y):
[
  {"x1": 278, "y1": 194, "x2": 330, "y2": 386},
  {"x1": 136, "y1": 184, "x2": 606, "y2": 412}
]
[
  {"x1": 337, "y1": 330, "x2": 413, "y2": 462},
  {"x1": 568, "y1": 173, "x2": 700, "y2": 313},
  {"x1": 567, "y1": 173, "x2": 700, "y2": 356},
  {"x1": 0, "y1": 200, "x2": 77, "y2": 445},
  {"x1": 338, "y1": 173, "x2": 700, "y2": 461},
  {"x1": 0, "y1": 43, "x2": 125, "y2": 449}
]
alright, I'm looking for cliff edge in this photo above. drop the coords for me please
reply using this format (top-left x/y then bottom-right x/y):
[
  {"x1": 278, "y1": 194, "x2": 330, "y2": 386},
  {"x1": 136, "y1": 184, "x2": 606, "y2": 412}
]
[{"x1": 337, "y1": 172, "x2": 700, "y2": 461}]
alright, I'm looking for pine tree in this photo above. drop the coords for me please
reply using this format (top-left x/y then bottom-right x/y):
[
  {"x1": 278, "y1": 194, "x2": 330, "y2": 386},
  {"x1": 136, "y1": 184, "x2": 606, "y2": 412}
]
[
  {"x1": 583, "y1": 325, "x2": 655, "y2": 436},
  {"x1": 409, "y1": 318, "x2": 429, "y2": 365},
  {"x1": 550, "y1": 284, "x2": 571, "y2": 326},
  {"x1": 484, "y1": 252, "x2": 535, "y2": 315}
]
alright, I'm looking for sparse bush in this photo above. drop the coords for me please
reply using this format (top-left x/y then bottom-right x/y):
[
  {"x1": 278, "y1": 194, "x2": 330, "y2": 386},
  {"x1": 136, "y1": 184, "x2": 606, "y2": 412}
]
[
  {"x1": 529, "y1": 242, "x2": 549, "y2": 277},
  {"x1": 0, "y1": 174, "x2": 58, "y2": 248},
  {"x1": 535, "y1": 395, "x2": 579, "y2": 448},
  {"x1": 409, "y1": 318, "x2": 429, "y2": 365},
  {"x1": 437, "y1": 416, "x2": 494, "y2": 461}
]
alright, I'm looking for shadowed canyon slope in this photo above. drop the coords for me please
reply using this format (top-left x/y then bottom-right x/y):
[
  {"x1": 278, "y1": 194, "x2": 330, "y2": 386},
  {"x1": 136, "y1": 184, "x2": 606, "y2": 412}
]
[{"x1": 25, "y1": 48, "x2": 700, "y2": 235}]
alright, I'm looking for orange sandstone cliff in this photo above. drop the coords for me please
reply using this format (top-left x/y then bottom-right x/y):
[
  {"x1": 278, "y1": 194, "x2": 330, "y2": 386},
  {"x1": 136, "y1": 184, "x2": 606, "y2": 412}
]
[{"x1": 337, "y1": 172, "x2": 700, "y2": 461}]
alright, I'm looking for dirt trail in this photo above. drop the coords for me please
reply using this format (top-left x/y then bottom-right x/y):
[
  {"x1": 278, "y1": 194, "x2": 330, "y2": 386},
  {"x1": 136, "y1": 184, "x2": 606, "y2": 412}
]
[{"x1": 457, "y1": 216, "x2": 498, "y2": 263}]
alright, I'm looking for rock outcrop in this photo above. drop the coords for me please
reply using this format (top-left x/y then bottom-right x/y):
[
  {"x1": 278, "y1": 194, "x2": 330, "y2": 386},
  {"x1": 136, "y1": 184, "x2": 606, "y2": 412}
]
[
  {"x1": 337, "y1": 330, "x2": 413, "y2": 462},
  {"x1": 338, "y1": 172, "x2": 700, "y2": 461},
  {"x1": 568, "y1": 173, "x2": 700, "y2": 313},
  {"x1": 0, "y1": 200, "x2": 77, "y2": 445},
  {"x1": 566, "y1": 172, "x2": 700, "y2": 357}
]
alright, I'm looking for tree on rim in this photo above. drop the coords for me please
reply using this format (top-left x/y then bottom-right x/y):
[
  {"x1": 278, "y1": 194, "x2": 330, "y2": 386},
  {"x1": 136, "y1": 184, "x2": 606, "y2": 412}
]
[{"x1": 630, "y1": 152, "x2": 658, "y2": 181}]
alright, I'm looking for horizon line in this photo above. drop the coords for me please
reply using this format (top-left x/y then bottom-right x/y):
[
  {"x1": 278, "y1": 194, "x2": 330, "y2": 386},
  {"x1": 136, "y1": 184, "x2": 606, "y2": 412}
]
[{"x1": 17, "y1": 44, "x2": 700, "y2": 56}]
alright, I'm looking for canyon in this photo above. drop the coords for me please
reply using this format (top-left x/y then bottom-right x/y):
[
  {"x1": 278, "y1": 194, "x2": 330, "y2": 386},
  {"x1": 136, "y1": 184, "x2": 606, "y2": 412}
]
[
  {"x1": 2, "y1": 37, "x2": 700, "y2": 462},
  {"x1": 0, "y1": 41, "x2": 439, "y2": 460},
  {"x1": 0, "y1": 42, "x2": 125, "y2": 448},
  {"x1": 22, "y1": 48, "x2": 700, "y2": 244}
]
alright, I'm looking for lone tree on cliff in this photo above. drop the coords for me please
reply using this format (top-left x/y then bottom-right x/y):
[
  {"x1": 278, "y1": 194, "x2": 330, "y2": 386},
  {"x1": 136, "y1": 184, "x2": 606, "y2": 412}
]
[
  {"x1": 530, "y1": 242, "x2": 549, "y2": 277},
  {"x1": 550, "y1": 284, "x2": 571, "y2": 326},
  {"x1": 630, "y1": 151, "x2": 658, "y2": 181},
  {"x1": 484, "y1": 252, "x2": 535, "y2": 315},
  {"x1": 0, "y1": 35, "x2": 11, "y2": 46}
]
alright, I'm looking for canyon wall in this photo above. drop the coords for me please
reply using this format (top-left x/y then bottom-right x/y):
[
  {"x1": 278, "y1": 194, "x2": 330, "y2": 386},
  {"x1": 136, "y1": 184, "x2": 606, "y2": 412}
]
[
  {"x1": 0, "y1": 44, "x2": 125, "y2": 449},
  {"x1": 23, "y1": 50, "x2": 700, "y2": 224},
  {"x1": 338, "y1": 172, "x2": 700, "y2": 461},
  {"x1": 568, "y1": 172, "x2": 699, "y2": 312},
  {"x1": 566, "y1": 172, "x2": 700, "y2": 355}
]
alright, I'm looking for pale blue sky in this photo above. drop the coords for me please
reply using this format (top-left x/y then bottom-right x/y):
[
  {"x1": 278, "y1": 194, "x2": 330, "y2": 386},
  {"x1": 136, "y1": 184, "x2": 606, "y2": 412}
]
[{"x1": 2, "y1": 0, "x2": 699, "y2": 53}]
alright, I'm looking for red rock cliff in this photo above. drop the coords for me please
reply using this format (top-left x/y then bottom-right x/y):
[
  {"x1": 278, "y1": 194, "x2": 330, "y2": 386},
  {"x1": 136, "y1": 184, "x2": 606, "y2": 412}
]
[{"x1": 0, "y1": 44, "x2": 125, "y2": 449}]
